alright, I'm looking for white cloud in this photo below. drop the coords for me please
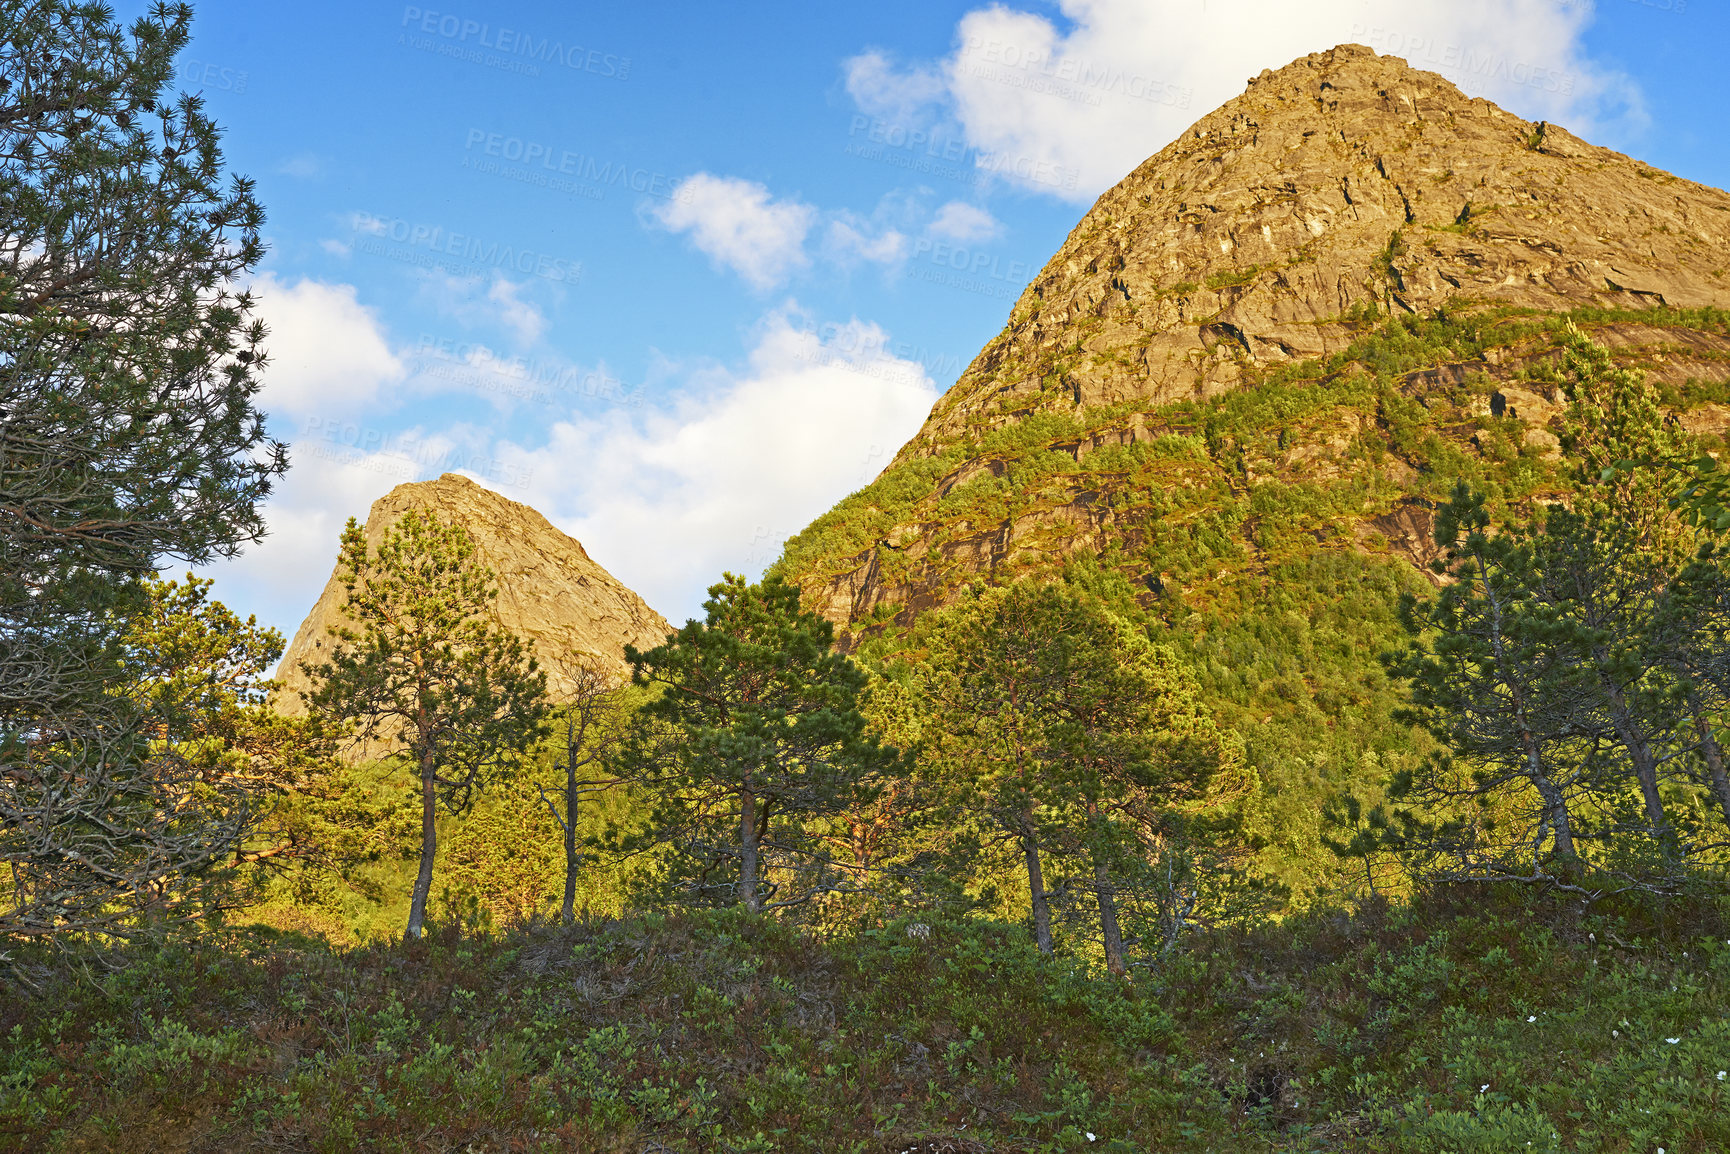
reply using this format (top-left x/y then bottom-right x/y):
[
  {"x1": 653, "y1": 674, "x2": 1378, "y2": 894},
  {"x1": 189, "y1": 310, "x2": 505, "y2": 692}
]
[
  {"x1": 649, "y1": 173, "x2": 817, "y2": 290},
  {"x1": 850, "y1": 0, "x2": 1644, "y2": 201},
  {"x1": 278, "y1": 153, "x2": 322, "y2": 179},
  {"x1": 251, "y1": 273, "x2": 405, "y2": 418},
  {"x1": 506, "y1": 308, "x2": 939, "y2": 622},
  {"x1": 205, "y1": 302, "x2": 936, "y2": 640},
  {"x1": 824, "y1": 214, "x2": 908, "y2": 268},
  {"x1": 845, "y1": 48, "x2": 949, "y2": 128},
  {"x1": 486, "y1": 276, "x2": 547, "y2": 345},
  {"x1": 929, "y1": 201, "x2": 1001, "y2": 244},
  {"x1": 414, "y1": 270, "x2": 550, "y2": 347}
]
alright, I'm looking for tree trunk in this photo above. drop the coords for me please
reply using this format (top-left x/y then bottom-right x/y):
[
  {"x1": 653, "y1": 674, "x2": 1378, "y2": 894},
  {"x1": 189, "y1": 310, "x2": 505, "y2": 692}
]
[
  {"x1": 406, "y1": 756, "x2": 438, "y2": 941},
  {"x1": 1689, "y1": 698, "x2": 1730, "y2": 830},
  {"x1": 1602, "y1": 678, "x2": 1668, "y2": 838},
  {"x1": 1477, "y1": 549, "x2": 1576, "y2": 861},
  {"x1": 739, "y1": 786, "x2": 762, "y2": 913},
  {"x1": 1515, "y1": 703, "x2": 1575, "y2": 859},
  {"x1": 1528, "y1": 762, "x2": 1577, "y2": 863},
  {"x1": 1022, "y1": 818, "x2": 1052, "y2": 955},
  {"x1": 561, "y1": 735, "x2": 579, "y2": 926},
  {"x1": 1094, "y1": 855, "x2": 1125, "y2": 974}
]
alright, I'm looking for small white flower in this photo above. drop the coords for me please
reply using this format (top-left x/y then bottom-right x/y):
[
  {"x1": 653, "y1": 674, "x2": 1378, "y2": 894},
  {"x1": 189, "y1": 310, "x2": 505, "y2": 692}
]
[
  {"x1": 1086, "y1": 1135, "x2": 1096, "y2": 1143},
  {"x1": 1480, "y1": 1084, "x2": 1490, "y2": 1093},
  {"x1": 1718, "y1": 1070, "x2": 1727, "y2": 1080},
  {"x1": 1666, "y1": 1038, "x2": 1681, "y2": 1044},
  {"x1": 1527, "y1": 1015, "x2": 1537, "y2": 1023}
]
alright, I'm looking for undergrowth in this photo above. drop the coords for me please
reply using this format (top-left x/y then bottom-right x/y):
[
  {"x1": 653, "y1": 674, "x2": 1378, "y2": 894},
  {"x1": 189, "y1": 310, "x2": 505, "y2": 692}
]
[{"x1": 3, "y1": 884, "x2": 1727, "y2": 1152}]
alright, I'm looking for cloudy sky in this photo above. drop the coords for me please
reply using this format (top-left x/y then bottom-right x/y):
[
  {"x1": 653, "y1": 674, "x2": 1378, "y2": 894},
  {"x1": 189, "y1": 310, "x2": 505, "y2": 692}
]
[{"x1": 181, "y1": 0, "x2": 1725, "y2": 636}]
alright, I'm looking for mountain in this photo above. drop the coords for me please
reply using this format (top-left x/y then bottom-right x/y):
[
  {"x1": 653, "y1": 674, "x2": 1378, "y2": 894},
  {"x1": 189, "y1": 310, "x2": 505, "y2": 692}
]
[
  {"x1": 779, "y1": 43, "x2": 1730, "y2": 640},
  {"x1": 774, "y1": 44, "x2": 1730, "y2": 893},
  {"x1": 276, "y1": 473, "x2": 670, "y2": 711}
]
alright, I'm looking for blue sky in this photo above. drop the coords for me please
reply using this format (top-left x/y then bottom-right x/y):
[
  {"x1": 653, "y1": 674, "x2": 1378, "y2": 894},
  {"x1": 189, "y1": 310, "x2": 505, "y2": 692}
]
[{"x1": 176, "y1": 0, "x2": 1728, "y2": 637}]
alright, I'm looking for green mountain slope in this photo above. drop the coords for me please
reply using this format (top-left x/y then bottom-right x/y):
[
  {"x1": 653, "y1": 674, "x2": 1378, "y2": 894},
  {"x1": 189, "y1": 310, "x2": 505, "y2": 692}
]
[{"x1": 774, "y1": 45, "x2": 1730, "y2": 896}]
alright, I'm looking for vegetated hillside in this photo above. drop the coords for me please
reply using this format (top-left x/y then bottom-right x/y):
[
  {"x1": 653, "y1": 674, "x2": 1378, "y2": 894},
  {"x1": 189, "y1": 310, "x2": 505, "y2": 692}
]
[
  {"x1": 276, "y1": 473, "x2": 671, "y2": 708},
  {"x1": 4, "y1": 887, "x2": 1727, "y2": 1152},
  {"x1": 774, "y1": 44, "x2": 1730, "y2": 896}
]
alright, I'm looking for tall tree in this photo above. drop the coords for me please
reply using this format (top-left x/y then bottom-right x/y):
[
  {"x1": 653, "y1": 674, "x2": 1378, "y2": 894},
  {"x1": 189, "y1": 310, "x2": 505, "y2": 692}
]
[
  {"x1": 908, "y1": 582, "x2": 1244, "y2": 964},
  {"x1": 908, "y1": 583, "x2": 1079, "y2": 954},
  {"x1": 1068, "y1": 619, "x2": 1250, "y2": 971},
  {"x1": 1549, "y1": 328, "x2": 1696, "y2": 839},
  {"x1": 0, "y1": 2, "x2": 284, "y2": 938},
  {"x1": 612, "y1": 574, "x2": 896, "y2": 914},
  {"x1": 300, "y1": 511, "x2": 549, "y2": 941},
  {"x1": 1388, "y1": 484, "x2": 1598, "y2": 873},
  {"x1": 539, "y1": 660, "x2": 631, "y2": 926},
  {"x1": 1650, "y1": 546, "x2": 1730, "y2": 831}
]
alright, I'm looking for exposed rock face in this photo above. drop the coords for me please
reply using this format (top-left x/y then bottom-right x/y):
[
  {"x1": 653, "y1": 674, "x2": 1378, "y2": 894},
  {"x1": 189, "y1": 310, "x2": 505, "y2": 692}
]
[
  {"x1": 907, "y1": 43, "x2": 1730, "y2": 457},
  {"x1": 778, "y1": 45, "x2": 1730, "y2": 643},
  {"x1": 276, "y1": 474, "x2": 671, "y2": 711}
]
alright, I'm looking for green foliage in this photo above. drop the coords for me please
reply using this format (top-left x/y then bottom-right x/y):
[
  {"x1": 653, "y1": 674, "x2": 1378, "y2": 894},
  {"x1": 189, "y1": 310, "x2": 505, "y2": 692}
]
[
  {"x1": 4, "y1": 885, "x2": 1728, "y2": 1151},
  {"x1": 775, "y1": 307, "x2": 1730, "y2": 903},
  {"x1": 894, "y1": 581, "x2": 1252, "y2": 964},
  {"x1": 0, "y1": 0, "x2": 286, "y2": 941},
  {"x1": 300, "y1": 510, "x2": 551, "y2": 939},
  {"x1": 1205, "y1": 265, "x2": 1261, "y2": 291},
  {"x1": 612, "y1": 574, "x2": 900, "y2": 913},
  {"x1": 1385, "y1": 335, "x2": 1730, "y2": 883}
]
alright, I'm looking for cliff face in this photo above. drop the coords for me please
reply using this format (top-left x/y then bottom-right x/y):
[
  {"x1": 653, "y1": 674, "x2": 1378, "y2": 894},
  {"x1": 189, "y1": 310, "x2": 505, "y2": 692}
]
[
  {"x1": 276, "y1": 474, "x2": 671, "y2": 710},
  {"x1": 778, "y1": 44, "x2": 1730, "y2": 642},
  {"x1": 915, "y1": 42, "x2": 1730, "y2": 452}
]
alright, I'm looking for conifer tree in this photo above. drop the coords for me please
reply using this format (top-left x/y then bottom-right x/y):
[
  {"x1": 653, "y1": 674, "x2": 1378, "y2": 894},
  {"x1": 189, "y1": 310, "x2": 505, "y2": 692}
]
[
  {"x1": 1388, "y1": 484, "x2": 1596, "y2": 871},
  {"x1": 0, "y1": 2, "x2": 284, "y2": 939},
  {"x1": 612, "y1": 574, "x2": 896, "y2": 913},
  {"x1": 300, "y1": 511, "x2": 549, "y2": 941},
  {"x1": 909, "y1": 582, "x2": 1244, "y2": 964},
  {"x1": 1549, "y1": 328, "x2": 1695, "y2": 839}
]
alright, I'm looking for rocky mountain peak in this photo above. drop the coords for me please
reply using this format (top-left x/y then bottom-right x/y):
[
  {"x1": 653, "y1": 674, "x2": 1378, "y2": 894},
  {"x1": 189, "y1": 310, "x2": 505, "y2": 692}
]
[
  {"x1": 276, "y1": 474, "x2": 670, "y2": 710},
  {"x1": 903, "y1": 43, "x2": 1730, "y2": 459},
  {"x1": 779, "y1": 45, "x2": 1730, "y2": 644}
]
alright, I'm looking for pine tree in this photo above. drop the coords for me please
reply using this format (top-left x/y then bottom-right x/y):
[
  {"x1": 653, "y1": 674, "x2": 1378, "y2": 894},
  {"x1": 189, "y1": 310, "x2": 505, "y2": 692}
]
[
  {"x1": 1550, "y1": 328, "x2": 1696, "y2": 840},
  {"x1": 908, "y1": 582, "x2": 1245, "y2": 964},
  {"x1": 611, "y1": 574, "x2": 896, "y2": 914},
  {"x1": 300, "y1": 511, "x2": 550, "y2": 940},
  {"x1": 1388, "y1": 484, "x2": 1597, "y2": 873},
  {"x1": 0, "y1": 2, "x2": 284, "y2": 939}
]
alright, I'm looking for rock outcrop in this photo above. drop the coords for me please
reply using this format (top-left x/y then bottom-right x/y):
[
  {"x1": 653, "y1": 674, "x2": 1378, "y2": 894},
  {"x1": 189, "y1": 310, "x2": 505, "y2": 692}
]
[
  {"x1": 276, "y1": 474, "x2": 670, "y2": 710},
  {"x1": 778, "y1": 45, "x2": 1730, "y2": 643},
  {"x1": 907, "y1": 43, "x2": 1730, "y2": 456}
]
